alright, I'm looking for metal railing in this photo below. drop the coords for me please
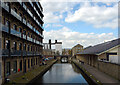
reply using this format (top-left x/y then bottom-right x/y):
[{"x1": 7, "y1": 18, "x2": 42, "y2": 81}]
[
  {"x1": 17, "y1": 0, "x2": 22, "y2": 5},
  {"x1": 29, "y1": 0, "x2": 34, "y2": 7},
  {"x1": 27, "y1": 9, "x2": 33, "y2": 17},
  {"x1": 23, "y1": 3, "x2": 27, "y2": 10},
  {"x1": 11, "y1": 28, "x2": 22, "y2": 38},
  {"x1": 11, "y1": 9, "x2": 22, "y2": 21},
  {"x1": 2, "y1": 49, "x2": 42, "y2": 57},
  {"x1": 27, "y1": 51, "x2": 34, "y2": 56},
  {"x1": 23, "y1": 51, "x2": 27, "y2": 56},
  {"x1": 27, "y1": 36, "x2": 33, "y2": 42},
  {"x1": 27, "y1": 22, "x2": 33, "y2": 30},
  {"x1": 36, "y1": 40, "x2": 39, "y2": 44},
  {"x1": 33, "y1": 27, "x2": 36, "y2": 32},
  {"x1": 11, "y1": 50, "x2": 22, "y2": 56},
  {"x1": 33, "y1": 39, "x2": 35, "y2": 43},
  {"x1": 1, "y1": 2, "x2": 9, "y2": 12},
  {"x1": 23, "y1": 19, "x2": 27, "y2": 25},
  {"x1": 1, "y1": 24, "x2": 9, "y2": 33},
  {"x1": 23, "y1": 34, "x2": 26, "y2": 39},
  {"x1": 2, "y1": 49, "x2": 9, "y2": 56}
]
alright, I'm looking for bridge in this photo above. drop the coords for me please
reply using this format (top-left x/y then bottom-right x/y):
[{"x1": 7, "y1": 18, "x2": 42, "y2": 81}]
[{"x1": 54, "y1": 55, "x2": 72, "y2": 63}]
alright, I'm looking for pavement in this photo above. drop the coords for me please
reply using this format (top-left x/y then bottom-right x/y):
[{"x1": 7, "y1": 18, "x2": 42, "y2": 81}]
[{"x1": 73, "y1": 59, "x2": 120, "y2": 84}]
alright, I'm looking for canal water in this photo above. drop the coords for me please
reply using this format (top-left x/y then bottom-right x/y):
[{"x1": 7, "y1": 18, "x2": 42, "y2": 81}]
[{"x1": 34, "y1": 63, "x2": 88, "y2": 84}]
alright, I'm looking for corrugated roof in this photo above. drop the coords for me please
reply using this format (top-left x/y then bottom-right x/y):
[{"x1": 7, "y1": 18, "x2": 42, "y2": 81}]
[{"x1": 77, "y1": 38, "x2": 120, "y2": 55}]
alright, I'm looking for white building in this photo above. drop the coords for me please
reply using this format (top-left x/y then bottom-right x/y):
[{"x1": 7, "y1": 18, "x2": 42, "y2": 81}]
[{"x1": 55, "y1": 42, "x2": 62, "y2": 55}]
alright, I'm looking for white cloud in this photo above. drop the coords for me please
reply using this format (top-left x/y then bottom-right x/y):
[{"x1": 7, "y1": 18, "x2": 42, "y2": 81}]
[
  {"x1": 52, "y1": 24, "x2": 63, "y2": 27},
  {"x1": 41, "y1": 0, "x2": 119, "y2": 2},
  {"x1": 43, "y1": 27, "x2": 116, "y2": 48},
  {"x1": 41, "y1": 1, "x2": 76, "y2": 23},
  {"x1": 65, "y1": 2, "x2": 118, "y2": 29},
  {"x1": 45, "y1": 24, "x2": 51, "y2": 28}
]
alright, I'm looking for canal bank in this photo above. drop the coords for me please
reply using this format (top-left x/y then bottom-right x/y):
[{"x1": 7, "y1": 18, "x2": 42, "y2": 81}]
[
  {"x1": 5, "y1": 59, "x2": 57, "y2": 84},
  {"x1": 72, "y1": 59, "x2": 120, "y2": 85},
  {"x1": 72, "y1": 59, "x2": 99, "y2": 85}
]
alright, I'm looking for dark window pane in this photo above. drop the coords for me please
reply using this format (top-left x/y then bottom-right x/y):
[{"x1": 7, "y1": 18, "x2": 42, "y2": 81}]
[
  {"x1": 13, "y1": 61, "x2": 17, "y2": 73},
  {"x1": 6, "y1": 62, "x2": 10, "y2": 76}
]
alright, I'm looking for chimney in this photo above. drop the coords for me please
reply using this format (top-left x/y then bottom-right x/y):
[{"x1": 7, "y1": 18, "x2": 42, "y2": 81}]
[
  {"x1": 55, "y1": 40, "x2": 57, "y2": 43},
  {"x1": 49, "y1": 39, "x2": 51, "y2": 49}
]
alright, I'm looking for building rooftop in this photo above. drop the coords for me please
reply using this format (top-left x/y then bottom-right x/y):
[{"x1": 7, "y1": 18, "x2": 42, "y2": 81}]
[
  {"x1": 72, "y1": 44, "x2": 83, "y2": 49},
  {"x1": 77, "y1": 38, "x2": 120, "y2": 55}
]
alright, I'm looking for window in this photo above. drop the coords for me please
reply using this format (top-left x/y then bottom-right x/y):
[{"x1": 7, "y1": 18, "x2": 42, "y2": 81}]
[
  {"x1": 5, "y1": 40, "x2": 9, "y2": 49},
  {"x1": 23, "y1": 44, "x2": 26, "y2": 51},
  {"x1": 27, "y1": 32, "x2": 29, "y2": 37},
  {"x1": 23, "y1": 30, "x2": 26, "y2": 35},
  {"x1": 19, "y1": 28, "x2": 22, "y2": 33},
  {"x1": 13, "y1": 61, "x2": 17, "y2": 73},
  {"x1": 6, "y1": 62, "x2": 10, "y2": 76},
  {"x1": 5, "y1": 20, "x2": 10, "y2": 28},
  {"x1": 28, "y1": 59, "x2": 30, "y2": 68},
  {"x1": 31, "y1": 46, "x2": 32, "y2": 51},
  {"x1": 13, "y1": 24, "x2": 17, "y2": 30},
  {"x1": 13, "y1": 42, "x2": 17, "y2": 50},
  {"x1": 19, "y1": 43, "x2": 22, "y2": 50},
  {"x1": 34, "y1": 58, "x2": 35, "y2": 65},
  {"x1": 27, "y1": 45, "x2": 29, "y2": 51},
  {"x1": 36, "y1": 47, "x2": 37, "y2": 51},
  {"x1": 36, "y1": 58, "x2": 37, "y2": 65},
  {"x1": 20, "y1": 60, "x2": 22, "y2": 71},
  {"x1": 19, "y1": 13, "x2": 22, "y2": 17},
  {"x1": 31, "y1": 59, "x2": 33, "y2": 66}
]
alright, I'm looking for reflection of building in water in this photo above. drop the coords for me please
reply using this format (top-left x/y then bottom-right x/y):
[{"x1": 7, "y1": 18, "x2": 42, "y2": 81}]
[
  {"x1": 71, "y1": 63, "x2": 81, "y2": 73},
  {"x1": 43, "y1": 39, "x2": 62, "y2": 56}
]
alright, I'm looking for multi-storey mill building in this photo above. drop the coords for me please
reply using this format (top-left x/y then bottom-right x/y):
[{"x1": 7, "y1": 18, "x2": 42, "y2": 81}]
[{"x1": 1, "y1": 1, "x2": 44, "y2": 82}]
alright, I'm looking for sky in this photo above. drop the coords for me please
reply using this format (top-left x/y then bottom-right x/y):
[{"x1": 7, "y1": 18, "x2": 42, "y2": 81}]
[{"x1": 41, "y1": 0, "x2": 119, "y2": 49}]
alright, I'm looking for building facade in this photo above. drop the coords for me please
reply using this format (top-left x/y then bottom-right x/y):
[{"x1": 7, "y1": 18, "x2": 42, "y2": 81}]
[
  {"x1": 72, "y1": 44, "x2": 83, "y2": 57},
  {"x1": 76, "y1": 38, "x2": 120, "y2": 67},
  {"x1": 43, "y1": 39, "x2": 62, "y2": 56},
  {"x1": 55, "y1": 41, "x2": 62, "y2": 55},
  {"x1": 1, "y1": 1, "x2": 44, "y2": 83}
]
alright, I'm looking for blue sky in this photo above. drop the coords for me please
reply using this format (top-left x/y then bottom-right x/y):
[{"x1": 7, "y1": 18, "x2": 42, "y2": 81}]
[{"x1": 41, "y1": 1, "x2": 118, "y2": 48}]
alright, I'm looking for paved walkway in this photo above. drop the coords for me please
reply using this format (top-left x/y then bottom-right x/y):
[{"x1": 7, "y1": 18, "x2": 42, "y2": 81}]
[{"x1": 74, "y1": 59, "x2": 120, "y2": 84}]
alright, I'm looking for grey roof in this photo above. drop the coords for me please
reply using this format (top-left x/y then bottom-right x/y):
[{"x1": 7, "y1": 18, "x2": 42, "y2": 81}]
[{"x1": 77, "y1": 38, "x2": 120, "y2": 55}]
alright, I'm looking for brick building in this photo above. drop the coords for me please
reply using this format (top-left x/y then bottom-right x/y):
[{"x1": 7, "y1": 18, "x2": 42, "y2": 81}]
[
  {"x1": 1, "y1": 1, "x2": 44, "y2": 83},
  {"x1": 72, "y1": 44, "x2": 83, "y2": 57}
]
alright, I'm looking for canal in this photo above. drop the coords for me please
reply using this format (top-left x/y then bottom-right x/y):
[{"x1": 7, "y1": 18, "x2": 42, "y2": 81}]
[{"x1": 33, "y1": 63, "x2": 89, "y2": 84}]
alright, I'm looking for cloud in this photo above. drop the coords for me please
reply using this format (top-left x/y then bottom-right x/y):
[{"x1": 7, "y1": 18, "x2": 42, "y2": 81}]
[
  {"x1": 41, "y1": 0, "x2": 119, "y2": 2},
  {"x1": 52, "y1": 24, "x2": 63, "y2": 27},
  {"x1": 41, "y1": 1, "x2": 76, "y2": 23},
  {"x1": 44, "y1": 24, "x2": 51, "y2": 28},
  {"x1": 43, "y1": 27, "x2": 116, "y2": 48},
  {"x1": 65, "y1": 2, "x2": 118, "y2": 29}
]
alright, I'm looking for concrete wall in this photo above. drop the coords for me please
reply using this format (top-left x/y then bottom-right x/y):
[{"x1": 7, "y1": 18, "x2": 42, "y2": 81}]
[
  {"x1": 76, "y1": 55, "x2": 98, "y2": 67},
  {"x1": 97, "y1": 61, "x2": 120, "y2": 80}
]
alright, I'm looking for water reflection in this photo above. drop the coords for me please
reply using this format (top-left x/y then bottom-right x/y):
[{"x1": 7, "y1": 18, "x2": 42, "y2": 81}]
[{"x1": 35, "y1": 63, "x2": 88, "y2": 84}]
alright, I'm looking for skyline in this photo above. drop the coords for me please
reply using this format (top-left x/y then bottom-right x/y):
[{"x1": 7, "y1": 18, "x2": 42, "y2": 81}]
[{"x1": 41, "y1": 1, "x2": 118, "y2": 48}]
